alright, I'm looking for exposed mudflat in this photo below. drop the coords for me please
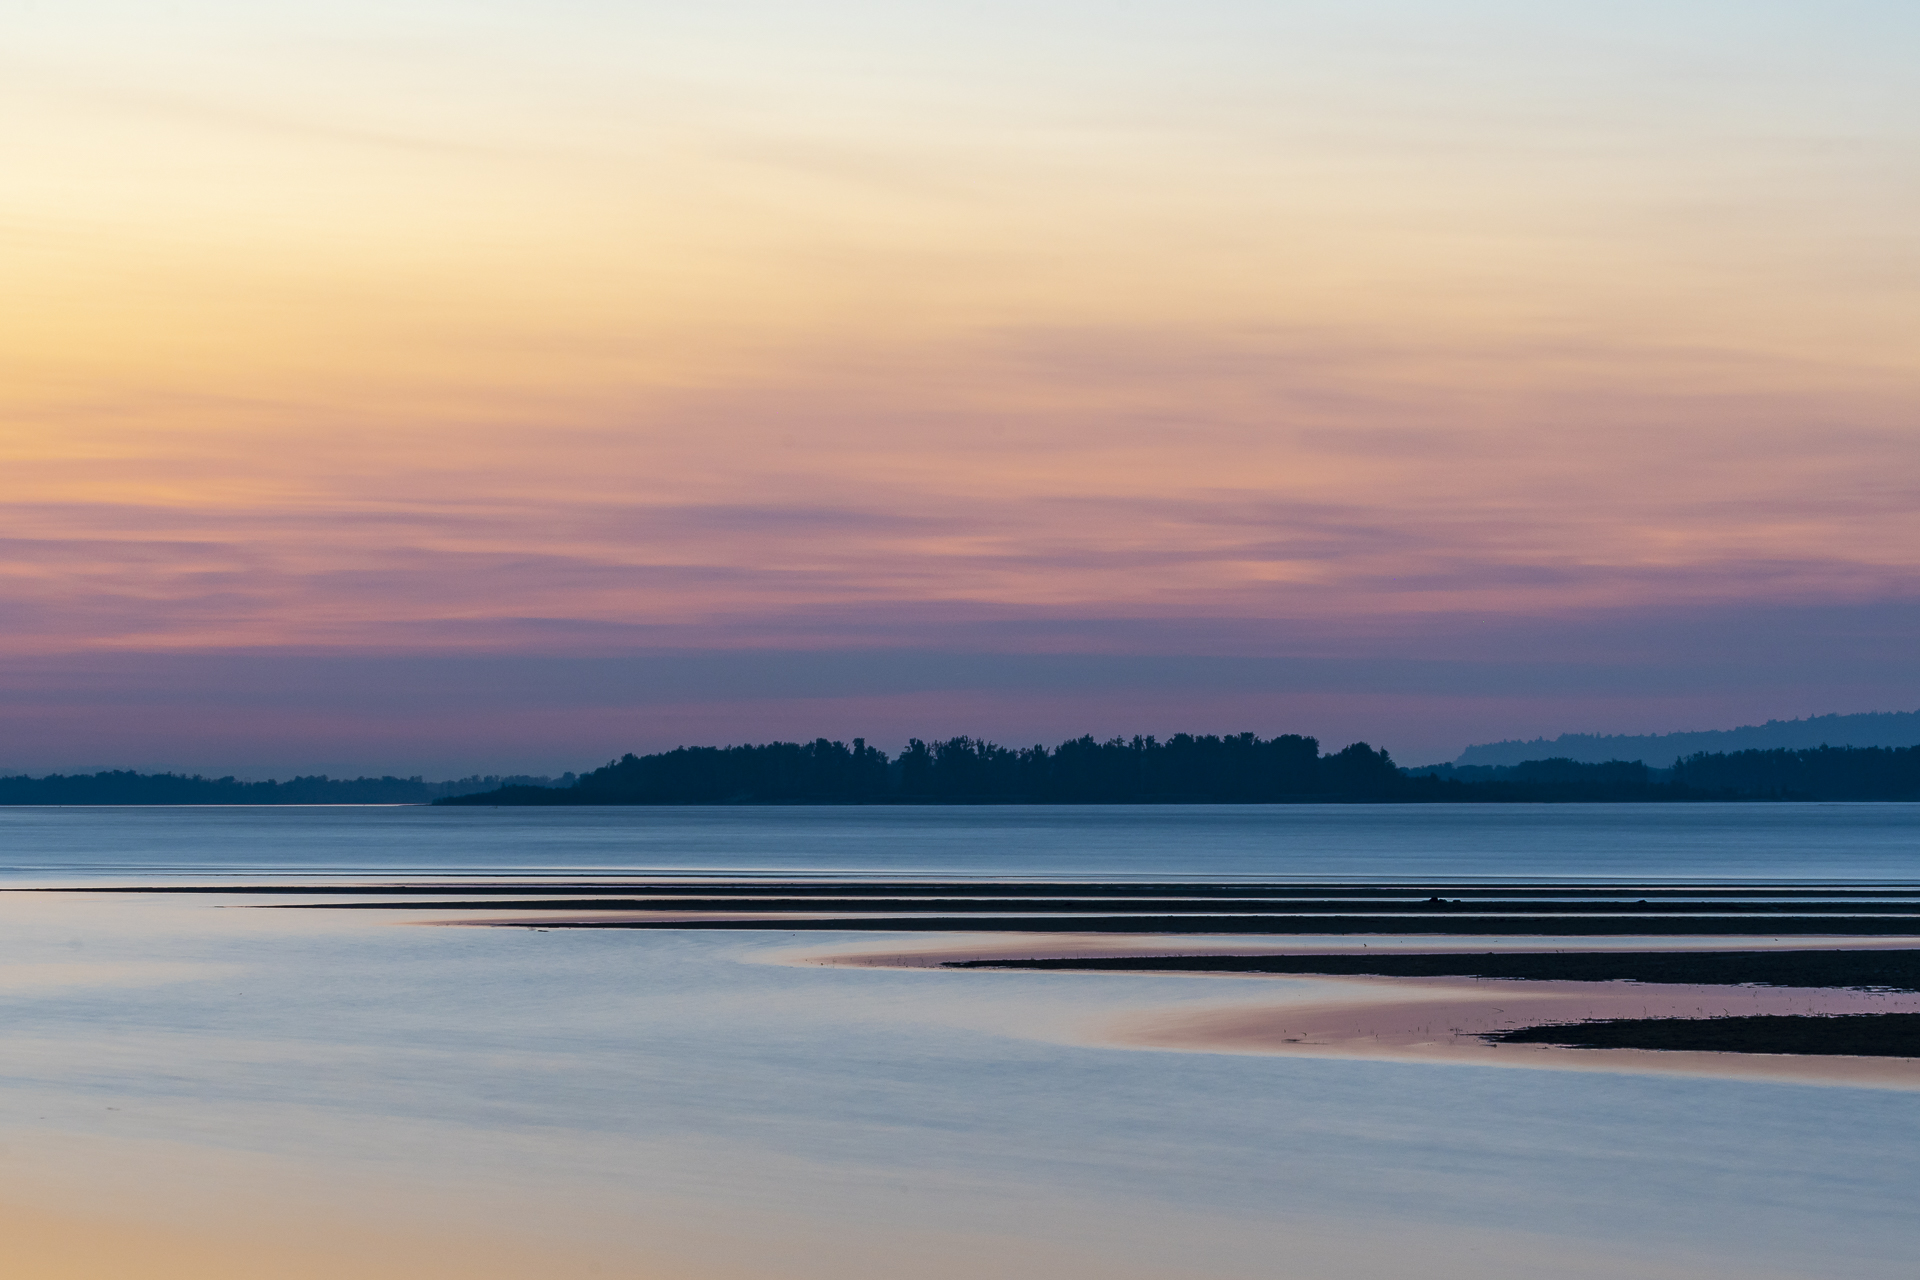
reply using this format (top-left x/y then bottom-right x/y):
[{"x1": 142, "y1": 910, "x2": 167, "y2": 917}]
[{"x1": 801, "y1": 938, "x2": 1920, "y2": 1088}]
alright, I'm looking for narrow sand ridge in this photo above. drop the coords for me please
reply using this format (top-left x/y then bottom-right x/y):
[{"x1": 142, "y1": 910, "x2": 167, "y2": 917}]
[
  {"x1": 797, "y1": 938, "x2": 1920, "y2": 1089},
  {"x1": 1097, "y1": 975, "x2": 1920, "y2": 1089},
  {"x1": 798, "y1": 934, "x2": 1920, "y2": 968}
]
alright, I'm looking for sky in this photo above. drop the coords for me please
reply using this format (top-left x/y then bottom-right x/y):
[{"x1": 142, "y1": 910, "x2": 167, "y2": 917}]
[{"x1": 3, "y1": 0, "x2": 1917, "y2": 775}]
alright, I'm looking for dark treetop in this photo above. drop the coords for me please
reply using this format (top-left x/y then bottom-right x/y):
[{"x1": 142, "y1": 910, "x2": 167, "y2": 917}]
[
  {"x1": 435, "y1": 737, "x2": 1920, "y2": 805},
  {"x1": 8, "y1": 739, "x2": 1915, "y2": 806}
]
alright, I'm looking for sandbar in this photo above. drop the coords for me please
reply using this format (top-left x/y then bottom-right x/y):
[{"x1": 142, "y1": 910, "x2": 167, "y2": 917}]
[
  {"x1": 1102, "y1": 976, "x2": 1920, "y2": 1088},
  {"x1": 799, "y1": 938, "x2": 1920, "y2": 1088}
]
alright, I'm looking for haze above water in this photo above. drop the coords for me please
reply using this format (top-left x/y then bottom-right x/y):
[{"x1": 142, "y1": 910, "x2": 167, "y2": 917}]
[{"x1": 1, "y1": 805, "x2": 1916, "y2": 1278}]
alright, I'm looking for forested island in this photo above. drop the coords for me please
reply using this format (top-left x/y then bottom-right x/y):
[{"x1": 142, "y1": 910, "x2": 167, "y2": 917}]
[
  {"x1": 5, "y1": 737, "x2": 1915, "y2": 805},
  {"x1": 437, "y1": 735, "x2": 1920, "y2": 805}
]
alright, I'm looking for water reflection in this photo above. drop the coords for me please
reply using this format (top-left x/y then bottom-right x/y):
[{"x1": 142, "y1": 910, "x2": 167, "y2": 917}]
[
  {"x1": 0, "y1": 810, "x2": 1917, "y2": 1278},
  {"x1": 2, "y1": 803, "x2": 1919, "y2": 883},
  {"x1": 0, "y1": 889, "x2": 1913, "y2": 1277}
]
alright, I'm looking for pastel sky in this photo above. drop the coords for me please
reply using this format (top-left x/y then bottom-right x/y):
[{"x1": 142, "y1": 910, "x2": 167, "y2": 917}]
[{"x1": 4, "y1": 0, "x2": 1917, "y2": 774}]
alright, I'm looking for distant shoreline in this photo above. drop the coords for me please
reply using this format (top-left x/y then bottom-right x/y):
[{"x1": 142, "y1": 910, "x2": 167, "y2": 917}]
[
  {"x1": 5, "y1": 736, "x2": 1916, "y2": 804},
  {"x1": 439, "y1": 737, "x2": 1920, "y2": 806}
]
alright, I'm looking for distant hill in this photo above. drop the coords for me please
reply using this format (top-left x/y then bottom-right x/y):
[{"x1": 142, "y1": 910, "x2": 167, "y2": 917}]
[{"x1": 1454, "y1": 709, "x2": 1920, "y2": 768}]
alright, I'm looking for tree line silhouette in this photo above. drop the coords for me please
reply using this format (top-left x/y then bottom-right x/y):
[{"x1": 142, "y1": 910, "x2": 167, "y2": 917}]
[
  {"x1": 1667, "y1": 745, "x2": 1920, "y2": 801},
  {"x1": 1409, "y1": 746, "x2": 1920, "y2": 801},
  {"x1": 446, "y1": 734, "x2": 1406, "y2": 805},
  {"x1": 4, "y1": 741, "x2": 1913, "y2": 805},
  {"x1": 439, "y1": 738, "x2": 1920, "y2": 805},
  {"x1": 0, "y1": 771, "x2": 572, "y2": 805}
]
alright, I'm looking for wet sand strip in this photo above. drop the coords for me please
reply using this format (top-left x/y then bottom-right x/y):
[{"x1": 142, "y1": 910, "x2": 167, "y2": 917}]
[
  {"x1": 37, "y1": 881, "x2": 1920, "y2": 899},
  {"x1": 277, "y1": 897, "x2": 1920, "y2": 916},
  {"x1": 945, "y1": 948, "x2": 1920, "y2": 989},
  {"x1": 196, "y1": 878, "x2": 1920, "y2": 934},
  {"x1": 472, "y1": 914, "x2": 1920, "y2": 934},
  {"x1": 948, "y1": 948, "x2": 1920, "y2": 1058},
  {"x1": 1097, "y1": 977, "x2": 1920, "y2": 1087},
  {"x1": 806, "y1": 938, "x2": 1920, "y2": 1082}
]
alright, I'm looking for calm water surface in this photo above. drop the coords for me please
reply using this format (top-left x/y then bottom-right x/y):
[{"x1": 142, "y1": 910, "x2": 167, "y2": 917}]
[
  {"x1": 0, "y1": 805, "x2": 1916, "y2": 1278},
  {"x1": 2, "y1": 802, "x2": 1917, "y2": 882}
]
